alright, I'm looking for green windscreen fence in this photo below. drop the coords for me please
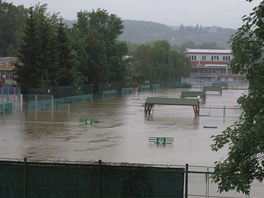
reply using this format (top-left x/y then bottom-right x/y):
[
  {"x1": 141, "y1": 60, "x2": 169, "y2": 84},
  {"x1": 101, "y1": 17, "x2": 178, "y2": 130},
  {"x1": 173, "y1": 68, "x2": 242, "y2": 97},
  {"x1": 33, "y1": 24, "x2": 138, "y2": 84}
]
[
  {"x1": 0, "y1": 160, "x2": 184, "y2": 198},
  {"x1": 101, "y1": 165, "x2": 184, "y2": 198}
]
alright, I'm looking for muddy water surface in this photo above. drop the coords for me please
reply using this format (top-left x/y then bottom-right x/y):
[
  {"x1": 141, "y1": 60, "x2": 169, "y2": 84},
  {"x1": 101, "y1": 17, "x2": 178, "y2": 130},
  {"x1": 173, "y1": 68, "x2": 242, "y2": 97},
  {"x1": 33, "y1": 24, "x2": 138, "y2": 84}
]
[{"x1": 0, "y1": 88, "x2": 245, "y2": 166}]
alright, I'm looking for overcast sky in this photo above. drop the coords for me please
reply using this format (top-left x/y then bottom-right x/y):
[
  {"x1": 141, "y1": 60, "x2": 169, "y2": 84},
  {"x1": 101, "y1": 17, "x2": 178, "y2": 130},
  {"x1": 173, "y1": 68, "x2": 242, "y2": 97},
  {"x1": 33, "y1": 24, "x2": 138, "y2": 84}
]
[{"x1": 5, "y1": 0, "x2": 262, "y2": 29}]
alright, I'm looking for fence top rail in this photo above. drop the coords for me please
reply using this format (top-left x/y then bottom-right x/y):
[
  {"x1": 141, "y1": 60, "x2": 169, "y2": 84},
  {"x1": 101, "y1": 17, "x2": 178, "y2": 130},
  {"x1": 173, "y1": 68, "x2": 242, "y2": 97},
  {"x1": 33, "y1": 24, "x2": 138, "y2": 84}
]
[{"x1": 0, "y1": 158, "x2": 186, "y2": 170}]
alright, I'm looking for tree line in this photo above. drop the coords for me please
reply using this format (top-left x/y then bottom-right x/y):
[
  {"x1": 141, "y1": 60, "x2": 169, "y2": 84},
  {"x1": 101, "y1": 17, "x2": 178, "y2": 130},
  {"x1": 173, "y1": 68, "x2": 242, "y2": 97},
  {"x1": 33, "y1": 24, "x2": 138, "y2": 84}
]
[
  {"x1": 0, "y1": 1, "x2": 191, "y2": 92},
  {"x1": 130, "y1": 40, "x2": 191, "y2": 83}
]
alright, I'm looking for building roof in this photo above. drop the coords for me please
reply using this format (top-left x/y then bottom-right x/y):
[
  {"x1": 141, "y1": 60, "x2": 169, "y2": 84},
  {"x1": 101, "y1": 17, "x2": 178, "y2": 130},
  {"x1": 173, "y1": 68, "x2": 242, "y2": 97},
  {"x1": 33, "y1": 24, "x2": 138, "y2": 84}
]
[
  {"x1": 0, "y1": 57, "x2": 17, "y2": 71},
  {"x1": 185, "y1": 48, "x2": 231, "y2": 54},
  {"x1": 0, "y1": 57, "x2": 17, "y2": 63}
]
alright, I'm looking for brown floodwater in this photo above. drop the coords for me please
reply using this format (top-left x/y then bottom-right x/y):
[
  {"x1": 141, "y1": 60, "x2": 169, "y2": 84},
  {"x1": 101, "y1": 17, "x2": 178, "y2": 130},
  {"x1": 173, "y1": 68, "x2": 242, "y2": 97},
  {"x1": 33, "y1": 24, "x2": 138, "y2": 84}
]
[{"x1": 0, "y1": 88, "x2": 245, "y2": 166}]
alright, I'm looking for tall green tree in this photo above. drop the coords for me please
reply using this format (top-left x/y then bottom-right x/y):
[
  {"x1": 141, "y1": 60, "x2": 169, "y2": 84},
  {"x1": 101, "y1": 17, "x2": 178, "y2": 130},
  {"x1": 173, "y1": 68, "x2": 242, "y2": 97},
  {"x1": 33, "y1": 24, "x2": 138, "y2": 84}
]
[
  {"x1": 15, "y1": 4, "x2": 59, "y2": 88},
  {"x1": 72, "y1": 9, "x2": 127, "y2": 91},
  {"x1": 15, "y1": 4, "x2": 75, "y2": 89},
  {"x1": 56, "y1": 19, "x2": 76, "y2": 86},
  {"x1": 15, "y1": 6, "x2": 40, "y2": 88},
  {"x1": 0, "y1": 0, "x2": 27, "y2": 56},
  {"x1": 132, "y1": 40, "x2": 191, "y2": 83},
  {"x1": 211, "y1": 1, "x2": 264, "y2": 194}
]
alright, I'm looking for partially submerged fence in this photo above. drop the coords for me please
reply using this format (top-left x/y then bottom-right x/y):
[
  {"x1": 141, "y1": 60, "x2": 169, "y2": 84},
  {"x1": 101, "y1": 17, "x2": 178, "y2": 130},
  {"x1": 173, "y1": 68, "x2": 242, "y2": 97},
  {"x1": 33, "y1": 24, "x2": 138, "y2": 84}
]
[
  {"x1": 200, "y1": 105, "x2": 242, "y2": 117},
  {"x1": 0, "y1": 87, "x2": 22, "y2": 114}
]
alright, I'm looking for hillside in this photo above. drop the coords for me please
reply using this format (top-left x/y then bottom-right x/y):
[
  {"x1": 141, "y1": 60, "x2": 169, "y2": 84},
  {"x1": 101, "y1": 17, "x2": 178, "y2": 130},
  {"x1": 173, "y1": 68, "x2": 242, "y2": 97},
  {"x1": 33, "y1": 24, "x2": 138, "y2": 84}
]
[
  {"x1": 119, "y1": 20, "x2": 236, "y2": 49},
  {"x1": 64, "y1": 19, "x2": 236, "y2": 49}
]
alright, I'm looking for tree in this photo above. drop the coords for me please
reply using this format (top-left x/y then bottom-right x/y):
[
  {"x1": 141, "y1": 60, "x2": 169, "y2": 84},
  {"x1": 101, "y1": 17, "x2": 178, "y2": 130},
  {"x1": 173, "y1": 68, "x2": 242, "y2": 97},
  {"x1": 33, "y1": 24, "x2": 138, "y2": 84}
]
[
  {"x1": 132, "y1": 40, "x2": 191, "y2": 83},
  {"x1": 14, "y1": 6, "x2": 40, "y2": 88},
  {"x1": 56, "y1": 19, "x2": 76, "y2": 86},
  {"x1": 14, "y1": 4, "x2": 76, "y2": 89},
  {"x1": 15, "y1": 4, "x2": 60, "y2": 88},
  {"x1": 72, "y1": 9, "x2": 127, "y2": 92},
  {"x1": 0, "y1": 0, "x2": 27, "y2": 56},
  {"x1": 211, "y1": 1, "x2": 264, "y2": 194}
]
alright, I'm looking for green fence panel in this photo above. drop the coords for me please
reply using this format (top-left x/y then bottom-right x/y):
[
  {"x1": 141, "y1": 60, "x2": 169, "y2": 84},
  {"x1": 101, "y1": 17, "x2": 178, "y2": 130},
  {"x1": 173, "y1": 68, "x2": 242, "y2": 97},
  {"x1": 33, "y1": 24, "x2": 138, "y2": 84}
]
[
  {"x1": 26, "y1": 94, "x2": 93, "y2": 111},
  {"x1": 166, "y1": 82, "x2": 191, "y2": 88},
  {"x1": 0, "y1": 103, "x2": 12, "y2": 114},
  {"x1": 102, "y1": 90, "x2": 117, "y2": 98},
  {"x1": 121, "y1": 87, "x2": 133, "y2": 95},
  {"x1": 0, "y1": 162, "x2": 24, "y2": 198},
  {"x1": 0, "y1": 160, "x2": 184, "y2": 198},
  {"x1": 139, "y1": 85, "x2": 151, "y2": 92},
  {"x1": 26, "y1": 163, "x2": 98, "y2": 198},
  {"x1": 100, "y1": 165, "x2": 184, "y2": 198},
  {"x1": 152, "y1": 84, "x2": 161, "y2": 91}
]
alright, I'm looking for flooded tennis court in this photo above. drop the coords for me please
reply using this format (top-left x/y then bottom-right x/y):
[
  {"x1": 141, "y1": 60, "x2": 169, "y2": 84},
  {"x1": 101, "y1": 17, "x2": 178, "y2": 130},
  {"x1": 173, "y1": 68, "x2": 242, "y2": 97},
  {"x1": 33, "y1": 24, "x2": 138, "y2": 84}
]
[{"x1": 0, "y1": 88, "x2": 244, "y2": 166}]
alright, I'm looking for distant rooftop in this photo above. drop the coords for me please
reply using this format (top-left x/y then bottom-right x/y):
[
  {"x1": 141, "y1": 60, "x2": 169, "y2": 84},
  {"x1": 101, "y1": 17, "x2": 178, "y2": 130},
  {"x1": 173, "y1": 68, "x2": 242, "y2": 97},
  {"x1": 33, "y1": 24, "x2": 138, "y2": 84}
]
[
  {"x1": 185, "y1": 49, "x2": 231, "y2": 54},
  {"x1": 0, "y1": 57, "x2": 18, "y2": 64}
]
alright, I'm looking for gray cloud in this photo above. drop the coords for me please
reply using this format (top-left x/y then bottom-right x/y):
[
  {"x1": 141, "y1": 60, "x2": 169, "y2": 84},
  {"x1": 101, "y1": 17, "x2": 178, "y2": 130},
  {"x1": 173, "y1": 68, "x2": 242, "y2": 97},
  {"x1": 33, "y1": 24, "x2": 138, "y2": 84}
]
[{"x1": 5, "y1": 0, "x2": 262, "y2": 28}]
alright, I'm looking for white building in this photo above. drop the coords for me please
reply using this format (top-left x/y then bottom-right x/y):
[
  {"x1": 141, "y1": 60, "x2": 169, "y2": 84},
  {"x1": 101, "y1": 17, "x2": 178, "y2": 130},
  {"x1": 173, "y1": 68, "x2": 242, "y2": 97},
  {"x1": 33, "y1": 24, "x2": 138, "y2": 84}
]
[{"x1": 185, "y1": 49, "x2": 245, "y2": 82}]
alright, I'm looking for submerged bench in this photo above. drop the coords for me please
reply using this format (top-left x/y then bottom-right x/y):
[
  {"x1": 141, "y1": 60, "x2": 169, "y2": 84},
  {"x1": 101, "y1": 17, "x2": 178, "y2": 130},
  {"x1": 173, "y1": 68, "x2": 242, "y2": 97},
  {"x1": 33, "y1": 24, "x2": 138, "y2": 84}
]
[
  {"x1": 144, "y1": 97, "x2": 200, "y2": 116},
  {"x1": 212, "y1": 82, "x2": 228, "y2": 89},
  {"x1": 203, "y1": 86, "x2": 222, "y2": 95},
  {"x1": 181, "y1": 91, "x2": 206, "y2": 103}
]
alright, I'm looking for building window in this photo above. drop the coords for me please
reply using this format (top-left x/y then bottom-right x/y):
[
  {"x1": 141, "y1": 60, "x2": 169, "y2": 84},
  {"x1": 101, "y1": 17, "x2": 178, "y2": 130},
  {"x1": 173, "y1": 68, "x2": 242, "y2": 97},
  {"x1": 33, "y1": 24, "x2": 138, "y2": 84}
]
[
  {"x1": 223, "y1": 56, "x2": 231, "y2": 61},
  {"x1": 211, "y1": 56, "x2": 219, "y2": 61},
  {"x1": 191, "y1": 56, "x2": 196, "y2": 61},
  {"x1": 202, "y1": 56, "x2": 206, "y2": 60}
]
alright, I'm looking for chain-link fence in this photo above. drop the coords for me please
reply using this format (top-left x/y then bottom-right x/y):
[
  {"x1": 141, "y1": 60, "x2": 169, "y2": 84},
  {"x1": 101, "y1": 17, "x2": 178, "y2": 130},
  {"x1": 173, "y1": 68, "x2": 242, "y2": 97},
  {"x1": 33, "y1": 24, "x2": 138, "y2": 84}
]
[
  {"x1": 200, "y1": 106, "x2": 242, "y2": 118},
  {"x1": 17, "y1": 81, "x2": 247, "y2": 113},
  {"x1": 186, "y1": 165, "x2": 241, "y2": 198},
  {"x1": 0, "y1": 87, "x2": 22, "y2": 114}
]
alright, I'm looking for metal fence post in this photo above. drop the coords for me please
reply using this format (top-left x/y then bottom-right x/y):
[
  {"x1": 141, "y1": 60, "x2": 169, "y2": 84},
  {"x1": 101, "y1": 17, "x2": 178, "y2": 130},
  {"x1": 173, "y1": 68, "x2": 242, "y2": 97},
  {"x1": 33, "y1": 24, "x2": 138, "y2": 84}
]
[
  {"x1": 24, "y1": 158, "x2": 27, "y2": 198},
  {"x1": 98, "y1": 160, "x2": 102, "y2": 198},
  {"x1": 20, "y1": 94, "x2": 23, "y2": 111},
  {"x1": 51, "y1": 95, "x2": 54, "y2": 120},
  {"x1": 206, "y1": 167, "x2": 209, "y2": 198},
  {"x1": 7, "y1": 87, "x2": 9, "y2": 102},
  {"x1": 185, "y1": 164, "x2": 189, "y2": 198},
  {"x1": 35, "y1": 95, "x2": 38, "y2": 120}
]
